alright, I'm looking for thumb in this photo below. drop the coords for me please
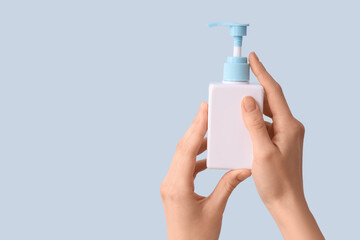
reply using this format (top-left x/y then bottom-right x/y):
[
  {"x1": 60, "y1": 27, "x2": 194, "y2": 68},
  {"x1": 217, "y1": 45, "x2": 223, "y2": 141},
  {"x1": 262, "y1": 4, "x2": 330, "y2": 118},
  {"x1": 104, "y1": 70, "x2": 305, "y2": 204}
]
[
  {"x1": 241, "y1": 96, "x2": 272, "y2": 149},
  {"x1": 208, "y1": 169, "x2": 251, "y2": 211}
]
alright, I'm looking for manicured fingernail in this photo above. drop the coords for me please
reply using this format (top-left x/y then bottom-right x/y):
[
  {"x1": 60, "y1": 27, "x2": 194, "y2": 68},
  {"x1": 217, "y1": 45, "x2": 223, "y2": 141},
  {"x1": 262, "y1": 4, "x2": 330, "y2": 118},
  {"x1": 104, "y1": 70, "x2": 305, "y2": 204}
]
[{"x1": 243, "y1": 97, "x2": 256, "y2": 112}]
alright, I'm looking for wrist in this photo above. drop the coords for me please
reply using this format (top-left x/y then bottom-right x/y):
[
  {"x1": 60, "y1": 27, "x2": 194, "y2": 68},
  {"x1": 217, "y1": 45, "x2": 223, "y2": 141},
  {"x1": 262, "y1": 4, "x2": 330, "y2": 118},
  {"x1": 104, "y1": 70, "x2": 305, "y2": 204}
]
[
  {"x1": 265, "y1": 191, "x2": 308, "y2": 216},
  {"x1": 264, "y1": 192, "x2": 324, "y2": 240}
]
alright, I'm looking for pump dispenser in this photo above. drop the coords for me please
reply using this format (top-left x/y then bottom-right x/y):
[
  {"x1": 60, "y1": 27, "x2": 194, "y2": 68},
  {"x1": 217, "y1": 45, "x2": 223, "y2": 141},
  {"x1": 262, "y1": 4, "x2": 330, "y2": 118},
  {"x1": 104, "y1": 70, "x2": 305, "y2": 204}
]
[
  {"x1": 207, "y1": 22, "x2": 264, "y2": 169},
  {"x1": 208, "y1": 22, "x2": 250, "y2": 82}
]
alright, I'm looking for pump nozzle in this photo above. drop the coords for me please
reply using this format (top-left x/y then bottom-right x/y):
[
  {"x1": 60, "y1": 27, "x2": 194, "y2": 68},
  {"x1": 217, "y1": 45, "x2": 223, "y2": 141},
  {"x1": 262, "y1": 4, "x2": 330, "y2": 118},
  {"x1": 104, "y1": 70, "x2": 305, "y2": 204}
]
[
  {"x1": 208, "y1": 22, "x2": 250, "y2": 82},
  {"x1": 208, "y1": 22, "x2": 249, "y2": 57}
]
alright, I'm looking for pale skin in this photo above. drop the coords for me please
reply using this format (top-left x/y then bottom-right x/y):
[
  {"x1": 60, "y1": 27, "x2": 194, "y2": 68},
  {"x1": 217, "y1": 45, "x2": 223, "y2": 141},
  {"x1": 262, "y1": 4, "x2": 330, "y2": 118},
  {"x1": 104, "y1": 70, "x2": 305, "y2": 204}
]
[{"x1": 160, "y1": 52, "x2": 325, "y2": 240}]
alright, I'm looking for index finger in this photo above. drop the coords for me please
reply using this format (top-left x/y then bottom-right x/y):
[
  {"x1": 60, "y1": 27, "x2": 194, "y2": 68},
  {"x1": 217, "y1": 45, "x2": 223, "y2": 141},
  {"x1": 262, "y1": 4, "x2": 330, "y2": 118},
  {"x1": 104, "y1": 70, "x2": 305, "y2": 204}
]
[{"x1": 249, "y1": 52, "x2": 293, "y2": 121}]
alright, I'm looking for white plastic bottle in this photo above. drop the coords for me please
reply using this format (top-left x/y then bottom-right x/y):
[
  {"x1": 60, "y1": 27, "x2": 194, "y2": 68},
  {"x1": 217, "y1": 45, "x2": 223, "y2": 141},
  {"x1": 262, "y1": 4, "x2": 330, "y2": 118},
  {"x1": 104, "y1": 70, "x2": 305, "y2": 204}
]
[{"x1": 207, "y1": 22, "x2": 264, "y2": 170}]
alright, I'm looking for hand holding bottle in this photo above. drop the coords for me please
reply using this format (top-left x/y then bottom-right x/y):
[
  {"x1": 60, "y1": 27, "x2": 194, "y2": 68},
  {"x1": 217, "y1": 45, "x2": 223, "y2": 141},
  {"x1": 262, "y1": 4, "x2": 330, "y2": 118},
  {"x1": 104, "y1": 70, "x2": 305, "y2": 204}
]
[
  {"x1": 160, "y1": 52, "x2": 324, "y2": 240},
  {"x1": 241, "y1": 52, "x2": 324, "y2": 240},
  {"x1": 160, "y1": 103, "x2": 251, "y2": 240}
]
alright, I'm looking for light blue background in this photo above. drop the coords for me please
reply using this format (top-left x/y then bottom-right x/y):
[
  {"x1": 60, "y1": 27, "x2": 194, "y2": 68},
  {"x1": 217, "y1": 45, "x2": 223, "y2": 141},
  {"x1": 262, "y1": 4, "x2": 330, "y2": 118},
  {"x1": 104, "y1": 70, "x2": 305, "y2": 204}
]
[{"x1": 1, "y1": 0, "x2": 359, "y2": 239}]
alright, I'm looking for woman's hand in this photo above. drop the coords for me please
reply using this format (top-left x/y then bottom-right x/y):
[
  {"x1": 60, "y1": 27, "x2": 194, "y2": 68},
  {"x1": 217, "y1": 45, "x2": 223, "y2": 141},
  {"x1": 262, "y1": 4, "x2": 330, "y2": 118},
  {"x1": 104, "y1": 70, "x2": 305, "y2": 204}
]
[
  {"x1": 160, "y1": 102, "x2": 251, "y2": 240},
  {"x1": 241, "y1": 52, "x2": 324, "y2": 240}
]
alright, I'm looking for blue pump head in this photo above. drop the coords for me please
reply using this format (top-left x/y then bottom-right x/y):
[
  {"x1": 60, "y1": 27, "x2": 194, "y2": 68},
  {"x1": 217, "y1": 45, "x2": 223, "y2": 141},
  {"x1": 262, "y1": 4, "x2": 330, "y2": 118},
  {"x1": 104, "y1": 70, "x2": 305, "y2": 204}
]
[{"x1": 208, "y1": 22, "x2": 250, "y2": 82}]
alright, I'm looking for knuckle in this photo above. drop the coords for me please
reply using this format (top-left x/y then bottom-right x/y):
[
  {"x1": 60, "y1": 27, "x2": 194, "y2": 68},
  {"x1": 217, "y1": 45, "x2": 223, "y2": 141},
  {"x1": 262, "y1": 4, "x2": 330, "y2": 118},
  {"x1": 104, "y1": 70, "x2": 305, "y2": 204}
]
[
  {"x1": 272, "y1": 82, "x2": 283, "y2": 95},
  {"x1": 176, "y1": 138, "x2": 190, "y2": 153},
  {"x1": 160, "y1": 182, "x2": 180, "y2": 201},
  {"x1": 160, "y1": 180, "x2": 188, "y2": 201},
  {"x1": 275, "y1": 82, "x2": 283, "y2": 92},
  {"x1": 176, "y1": 137, "x2": 196, "y2": 156},
  {"x1": 297, "y1": 121, "x2": 305, "y2": 134},
  {"x1": 160, "y1": 182, "x2": 167, "y2": 198},
  {"x1": 287, "y1": 119, "x2": 305, "y2": 137},
  {"x1": 257, "y1": 68, "x2": 269, "y2": 80},
  {"x1": 249, "y1": 116, "x2": 265, "y2": 130},
  {"x1": 223, "y1": 180, "x2": 237, "y2": 194},
  {"x1": 166, "y1": 189, "x2": 178, "y2": 201},
  {"x1": 266, "y1": 81, "x2": 283, "y2": 98},
  {"x1": 222, "y1": 174, "x2": 238, "y2": 194},
  {"x1": 293, "y1": 120, "x2": 304, "y2": 134}
]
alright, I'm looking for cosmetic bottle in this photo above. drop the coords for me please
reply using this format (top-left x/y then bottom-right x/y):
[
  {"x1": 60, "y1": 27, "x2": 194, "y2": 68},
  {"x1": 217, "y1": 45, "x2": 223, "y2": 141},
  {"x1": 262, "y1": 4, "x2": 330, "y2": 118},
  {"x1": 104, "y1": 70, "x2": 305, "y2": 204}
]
[{"x1": 207, "y1": 22, "x2": 264, "y2": 169}]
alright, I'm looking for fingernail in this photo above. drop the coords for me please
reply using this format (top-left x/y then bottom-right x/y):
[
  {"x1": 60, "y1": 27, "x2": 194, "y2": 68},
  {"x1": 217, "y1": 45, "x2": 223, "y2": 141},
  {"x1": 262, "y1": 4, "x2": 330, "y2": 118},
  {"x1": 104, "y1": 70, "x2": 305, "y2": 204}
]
[
  {"x1": 199, "y1": 102, "x2": 205, "y2": 111},
  {"x1": 243, "y1": 97, "x2": 256, "y2": 112},
  {"x1": 252, "y1": 52, "x2": 259, "y2": 61},
  {"x1": 237, "y1": 171, "x2": 249, "y2": 181},
  {"x1": 197, "y1": 102, "x2": 207, "y2": 120}
]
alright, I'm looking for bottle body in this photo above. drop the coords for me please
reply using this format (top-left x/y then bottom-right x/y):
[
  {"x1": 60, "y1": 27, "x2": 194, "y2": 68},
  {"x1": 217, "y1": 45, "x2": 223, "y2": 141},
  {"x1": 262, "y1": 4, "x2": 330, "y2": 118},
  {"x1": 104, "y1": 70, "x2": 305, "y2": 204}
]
[{"x1": 207, "y1": 82, "x2": 264, "y2": 169}]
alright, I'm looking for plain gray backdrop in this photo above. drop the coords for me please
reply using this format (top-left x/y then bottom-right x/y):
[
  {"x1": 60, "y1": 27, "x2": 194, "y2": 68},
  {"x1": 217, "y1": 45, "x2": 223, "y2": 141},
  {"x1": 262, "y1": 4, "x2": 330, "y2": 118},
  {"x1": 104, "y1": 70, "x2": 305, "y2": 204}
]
[{"x1": 1, "y1": 0, "x2": 359, "y2": 239}]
